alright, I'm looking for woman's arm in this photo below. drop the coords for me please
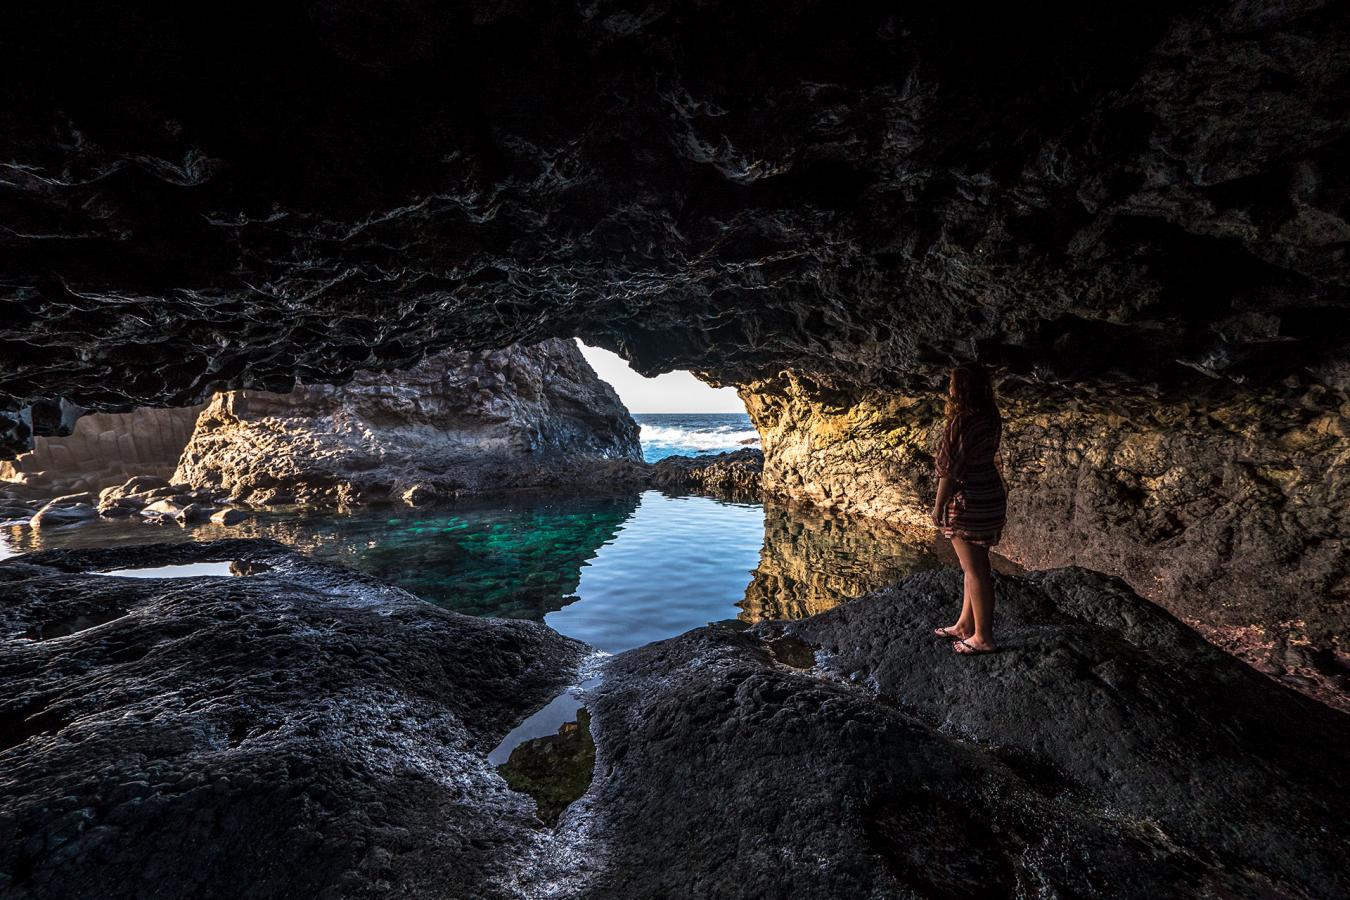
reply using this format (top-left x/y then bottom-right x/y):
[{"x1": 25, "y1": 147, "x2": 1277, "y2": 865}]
[
  {"x1": 932, "y1": 415, "x2": 965, "y2": 526},
  {"x1": 932, "y1": 475, "x2": 955, "y2": 526}
]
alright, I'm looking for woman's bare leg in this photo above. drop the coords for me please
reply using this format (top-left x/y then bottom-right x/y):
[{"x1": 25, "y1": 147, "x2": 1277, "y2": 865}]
[
  {"x1": 935, "y1": 560, "x2": 974, "y2": 638},
  {"x1": 951, "y1": 538, "x2": 995, "y2": 651}
]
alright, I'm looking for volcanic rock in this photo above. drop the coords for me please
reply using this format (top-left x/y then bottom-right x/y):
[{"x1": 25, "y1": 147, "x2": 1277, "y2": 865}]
[
  {"x1": 1, "y1": 407, "x2": 205, "y2": 499},
  {"x1": 208, "y1": 508, "x2": 248, "y2": 526},
  {"x1": 648, "y1": 448, "x2": 764, "y2": 501},
  {"x1": 172, "y1": 340, "x2": 642, "y2": 507},
  {"x1": 567, "y1": 567, "x2": 1350, "y2": 899},
  {"x1": 0, "y1": 540, "x2": 587, "y2": 899},
  {"x1": 28, "y1": 494, "x2": 99, "y2": 529},
  {"x1": 0, "y1": 0, "x2": 1346, "y2": 705}
]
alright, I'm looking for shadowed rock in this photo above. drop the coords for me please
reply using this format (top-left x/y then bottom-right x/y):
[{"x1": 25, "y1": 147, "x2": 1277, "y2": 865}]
[
  {"x1": 568, "y1": 567, "x2": 1350, "y2": 898},
  {"x1": 0, "y1": 540, "x2": 587, "y2": 899}
]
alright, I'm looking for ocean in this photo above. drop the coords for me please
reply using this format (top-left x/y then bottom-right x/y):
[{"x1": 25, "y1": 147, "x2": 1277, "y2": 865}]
[{"x1": 632, "y1": 412, "x2": 758, "y2": 463}]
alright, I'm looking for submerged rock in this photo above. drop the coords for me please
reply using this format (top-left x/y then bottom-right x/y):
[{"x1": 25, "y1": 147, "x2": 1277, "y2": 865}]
[
  {"x1": 0, "y1": 539, "x2": 587, "y2": 899},
  {"x1": 172, "y1": 339, "x2": 643, "y2": 507},
  {"x1": 569, "y1": 567, "x2": 1350, "y2": 899},
  {"x1": 648, "y1": 448, "x2": 764, "y2": 501},
  {"x1": 28, "y1": 494, "x2": 99, "y2": 529}
]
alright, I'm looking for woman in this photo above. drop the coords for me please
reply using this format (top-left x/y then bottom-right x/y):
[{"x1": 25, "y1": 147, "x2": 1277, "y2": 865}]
[{"x1": 931, "y1": 362, "x2": 1006, "y2": 654}]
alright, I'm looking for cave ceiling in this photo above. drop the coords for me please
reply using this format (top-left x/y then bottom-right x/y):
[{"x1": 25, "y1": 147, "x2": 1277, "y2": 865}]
[{"x1": 2, "y1": 0, "x2": 1349, "y2": 452}]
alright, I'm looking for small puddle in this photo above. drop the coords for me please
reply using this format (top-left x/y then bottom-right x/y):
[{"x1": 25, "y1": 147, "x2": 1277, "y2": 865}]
[
  {"x1": 490, "y1": 676, "x2": 601, "y2": 766},
  {"x1": 96, "y1": 562, "x2": 240, "y2": 579},
  {"x1": 496, "y1": 708, "x2": 596, "y2": 828},
  {"x1": 764, "y1": 634, "x2": 819, "y2": 669},
  {"x1": 490, "y1": 669, "x2": 604, "y2": 827}
]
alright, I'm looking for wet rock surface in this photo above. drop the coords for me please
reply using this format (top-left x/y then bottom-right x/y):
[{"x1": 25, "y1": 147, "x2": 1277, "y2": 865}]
[
  {"x1": 172, "y1": 340, "x2": 642, "y2": 507},
  {"x1": 576, "y1": 567, "x2": 1350, "y2": 899},
  {"x1": 648, "y1": 448, "x2": 764, "y2": 501},
  {"x1": 0, "y1": 539, "x2": 587, "y2": 899}
]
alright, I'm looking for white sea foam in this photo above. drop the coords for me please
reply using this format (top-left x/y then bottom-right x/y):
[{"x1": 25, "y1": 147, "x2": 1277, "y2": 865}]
[{"x1": 639, "y1": 423, "x2": 760, "y2": 450}]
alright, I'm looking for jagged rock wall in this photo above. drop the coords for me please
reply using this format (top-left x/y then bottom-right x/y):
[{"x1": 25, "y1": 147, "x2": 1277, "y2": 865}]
[
  {"x1": 0, "y1": 405, "x2": 205, "y2": 498},
  {"x1": 745, "y1": 375, "x2": 1350, "y2": 698},
  {"x1": 2, "y1": 2, "x2": 1348, "y2": 460},
  {"x1": 173, "y1": 340, "x2": 642, "y2": 507}
]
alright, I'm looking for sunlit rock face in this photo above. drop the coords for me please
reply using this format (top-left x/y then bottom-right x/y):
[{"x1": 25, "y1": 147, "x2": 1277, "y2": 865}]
[
  {"x1": 172, "y1": 340, "x2": 641, "y2": 506},
  {"x1": 2, "y1": 1, "x2": 1347, "y2": 456},
  {"x1": 0, "y1": 406, "x2": 204, "y2": 499},
  {"x1": 747, "y1": 376, "x2": 1350, "y2": 704}
]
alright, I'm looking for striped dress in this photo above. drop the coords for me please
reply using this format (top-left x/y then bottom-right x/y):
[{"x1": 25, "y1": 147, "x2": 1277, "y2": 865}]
[{"x1": 935, "y1": 410, "x2": 1007, "y2": 546}]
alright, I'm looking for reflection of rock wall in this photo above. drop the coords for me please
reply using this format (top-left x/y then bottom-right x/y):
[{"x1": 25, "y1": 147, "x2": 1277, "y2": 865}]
[
  {"x1": 174, "y1": 340, "x2": 643, "y2": 507},
  {"x1": 745, "y1": 375, "x2": 1350, "y2": 701},
  {"x1": 739, "y1": 498, "x2": 943, "y2": 623},
  {"x1": 0, "y1": 405, "x2": 206, "y2": 498}
]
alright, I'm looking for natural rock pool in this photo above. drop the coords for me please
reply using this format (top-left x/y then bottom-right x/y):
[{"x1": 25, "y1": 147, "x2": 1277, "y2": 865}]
[{"x1": 0, "y1": 490, "x2": 948, "y2": 653}]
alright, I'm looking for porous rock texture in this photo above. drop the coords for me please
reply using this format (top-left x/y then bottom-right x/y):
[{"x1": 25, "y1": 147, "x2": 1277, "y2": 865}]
[
  {"x1": 563, "y1": 567, "x2": 1350, "y2": 899},
  {"x1": 747, "y1": 376, "x2": 1350, "y2": 706},
  {"x1": 0, "y1": 539, "x2": 587, "y2": 899},
  {"x1": 172, "y1": 339, "x2": 642, "y2": 506},
  {"x1": 0, "y1": 406, "x2": 205, "y2": 500}
]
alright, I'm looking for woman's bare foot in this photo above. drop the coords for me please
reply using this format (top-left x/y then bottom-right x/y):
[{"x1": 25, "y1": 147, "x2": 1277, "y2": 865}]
[
  {"x1": 934, "y1": 625, "x2": 973, "y2": 640},
  {"x1": 953, "y1": 637, "x2": 996, "y2": 654}
]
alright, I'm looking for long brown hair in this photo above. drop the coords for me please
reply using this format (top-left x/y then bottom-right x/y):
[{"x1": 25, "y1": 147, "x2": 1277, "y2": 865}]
[{"x1": 944, "y1": 362, "x2": 1000, "y2": 422}]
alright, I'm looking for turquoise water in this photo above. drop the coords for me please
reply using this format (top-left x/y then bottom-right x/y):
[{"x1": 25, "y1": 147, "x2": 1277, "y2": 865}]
[
  {"x1": 634, "y1": 412, "x2": 758, "y2": 463},
  {"x1": 1, "y1": 490, "x2": 944, "y2": 653}
]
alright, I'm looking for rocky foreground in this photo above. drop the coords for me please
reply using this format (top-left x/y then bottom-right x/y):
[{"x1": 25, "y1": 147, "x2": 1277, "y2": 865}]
[
  {"x1": 0, "y1": 541, "x2": 586, "y2": 899},
  {"x1": 2, "y1": 541, "x2": 1346, "y2": 898}
]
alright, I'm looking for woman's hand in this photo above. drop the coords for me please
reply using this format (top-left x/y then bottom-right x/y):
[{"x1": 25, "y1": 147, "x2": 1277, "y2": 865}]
[{"x1": 931, "y1": 504, "x2": 945, "y2": 527}]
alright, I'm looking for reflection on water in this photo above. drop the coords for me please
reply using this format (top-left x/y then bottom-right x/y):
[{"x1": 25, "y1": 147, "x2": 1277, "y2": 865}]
[
  {"x1": 2, "y1": 490, "x2": 948, "y2": 650},
  {"x1": 740, "y1": 499, "x2": 947, "y2": 622},
  {"x1": 98, "y1": 562, "x2": 238, "y2": 579}
]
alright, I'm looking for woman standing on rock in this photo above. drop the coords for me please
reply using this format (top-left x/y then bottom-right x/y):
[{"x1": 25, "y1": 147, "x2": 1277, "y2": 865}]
[{"x1": 931, "y1": 362, "x2": 1006, "y2": 654}]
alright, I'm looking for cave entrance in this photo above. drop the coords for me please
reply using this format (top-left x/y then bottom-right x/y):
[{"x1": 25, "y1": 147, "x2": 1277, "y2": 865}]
[{"x1": 574, "y1": 339, "x2": 755, "y2": 464}]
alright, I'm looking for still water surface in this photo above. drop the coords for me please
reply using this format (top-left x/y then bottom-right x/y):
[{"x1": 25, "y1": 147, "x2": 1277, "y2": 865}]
[{"x1": 1, "y1": 490, "x2": 944, "y2": 653}]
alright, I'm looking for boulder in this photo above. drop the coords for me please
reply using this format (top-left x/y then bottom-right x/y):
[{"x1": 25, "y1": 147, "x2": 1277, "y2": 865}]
[
  {"x1": 172, "y1": 340, "x2": 643, "y2": 507},
  {"x1": 208, "y1": 508, "x2": 248, "y2": 527},
  {"x1": 139, "y1": 499, "x2": 187, "y2": 519},
  {"x1": 28, "y1": 494, "x2": 99, "y2": 529},
  {"x1": 174, "y1": 503, "x2": 213, "y2": 525}
]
